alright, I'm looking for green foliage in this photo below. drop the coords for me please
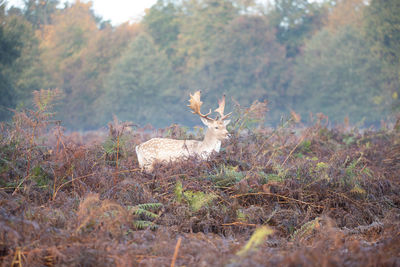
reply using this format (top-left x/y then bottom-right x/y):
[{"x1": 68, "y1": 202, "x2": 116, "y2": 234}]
[
  {"x1": 133, "y1": 220, "x2": 159, "y2": 230},
  {"x1": 174, "y1": 180, "x2": 184, "y2": 202},
  {"x1": 0, "y1": 142, "x2": 19, "y2": 187},
  {"x1": 343, "y1": 135, "x2": 356, "y2": 146},
  {"x1": 262, "y1": 172, "x2": 285, "y2": 184},
  {"x1": 1, "y1": 0, "x2": 399, "y2": 129},
  {"x1": 365, "y1": 0, "x2": 400, "y2": 111},
  {"x1": 271, "y1": 0, "x2": 326, "y2": 57},
  {"x1": 298, "y1": 139, "x2": 312, "y2": 154},
  {"x1": 189, "y1": 15, "x2": 289, "y2": 123},
  {"x1": 350, "y1": 184, "x2": 366, "y2": 197},
  {"x1": 210, "y1": 165, "x2": 245, "y2": 187},
  {"x1": 289, "y1": 26, "x2": 391, "y2": 125},
  {"x1": 236, "y1": 209, "x2": 247, "y2": 222},
  {"x1": 0, "y1": 24, "x2": 21, "y2": 65},
  {"x1": 23, "y1": 0, "x2": 59, "y2": 29},
  {"x1": 236, "y1": 226, "x2": 274, "y2": 256},
  {"x1": 0, "y1": 13, "x2": 25, "y2": 120},
  {"x1": 315, "y1": 162, "x2": 328, "y2": 171},
  {"x1": 333, "y1": 154, "x2": 369, "y2": 197},
  {"x1": 176, "y1": 0, "x2": 238, "y2": 72},
  {"x1": 128, "y1": 203, "x2": 163, "y2": 230},
  {"x1": 175, "y1": 181, "x2": 217, "y2": 212},
  {"x1": 31, "y1": 165, "x2": 51, "y2": 187},
  {"x1": 97, "y1": 33, "x2": 177, "y2": 128},
  {"x1": 128, "y1": 203, "x2": 162, "y2": 219},
  {"x1": 102, "y1": 135, "x2": 126, "y2": 164},
  {"x1": 143, "y1": 0, "x2": 180, "y2": 58},
  {"x1": 365, "y1": 0, "x2": 400, "y2": 65},
  {"x1": 183, "y1": 190, "x2": 217, "y2": 212},
  {"x1": 229, "y1": 100, "x2": 268, "y2": 133}
]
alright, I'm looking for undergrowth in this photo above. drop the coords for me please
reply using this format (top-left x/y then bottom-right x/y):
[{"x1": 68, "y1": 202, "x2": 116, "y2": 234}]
[{"x1": 0, "y1": 91, "x2": 399, "y2": 266}]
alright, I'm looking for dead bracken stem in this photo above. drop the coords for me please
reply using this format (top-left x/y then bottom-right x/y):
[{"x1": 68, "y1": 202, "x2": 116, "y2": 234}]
[
  {"x1": 222, "y1": 222, "x2": 257, "y2": 227},
  {"x1": 232, "y1": 192, "x2": 324, "y2": 209},
  {"x1": 113, "y1": 135, "x2": 120, "y2": 186},
  {"x1": 170, "y1": 237, "x2": 182, "y2": 267},
  {"x1": 11, "y1": 247, "x2": 23, "y2": 267},
  {"x1": 52, "y1": 172, "x2": 96, "y2": 201},
  {"x1": 26, "y1": 122, "x2": 37, "y2": 178},
  {"x1": 282, "y1": 130, "x2": 308, "y2": 167},
  {"x1": 51, "y1": 168, "x2": 142, "y2": 201}
]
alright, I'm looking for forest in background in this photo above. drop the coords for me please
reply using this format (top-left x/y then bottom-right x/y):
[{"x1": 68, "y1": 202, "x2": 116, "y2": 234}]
[{"x1": 0, "y1": 0, "x2": 399, "y2": 130}]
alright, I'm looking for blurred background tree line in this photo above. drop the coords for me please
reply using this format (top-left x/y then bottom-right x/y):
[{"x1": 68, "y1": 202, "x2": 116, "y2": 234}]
[{"x1": 0, "y1": 0, "x2": 399, "y2": 130}]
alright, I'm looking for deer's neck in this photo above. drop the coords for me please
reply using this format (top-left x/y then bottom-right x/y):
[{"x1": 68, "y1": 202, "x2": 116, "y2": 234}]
[{"x1": 201, "y1": 129, "x2": 221, "y2": 153}]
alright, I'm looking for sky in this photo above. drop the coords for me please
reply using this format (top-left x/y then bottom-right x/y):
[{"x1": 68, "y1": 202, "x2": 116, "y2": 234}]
[{"x1": 6, "y1": 0, "x2": 159, "y2": 25}]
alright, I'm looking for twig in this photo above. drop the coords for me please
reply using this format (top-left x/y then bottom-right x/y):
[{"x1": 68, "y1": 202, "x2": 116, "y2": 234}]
[
  {"x1": 12, "y1": 175, "x2": 30, "y2": 196},
  {"x1": 52, "y1": 172, "x2": 96, "y2": 200},
  {"x1": 255, "y1": 118, "x2": 293, "y2": 158},
  {"x1": 222, "y1": 222, "x2": 257, "y2": 227},
  {"x1": 26, "y1": 122, "x2": 37, "y2": 178},
  {"x1": 51, "y1": 168, "x2": 142, "y2": 200},
  {"x1": 232, "y1": 192, "x2": 324, "y2": 209},
  {"x1": 327, "y1": 190, "x2": 364, "y2": 209},
  {"x1": 282, "y1": 131, "x2": 308, "y2": 167},
  {"x1": 11, "y1": 247, "x2": 23, "y2": 267},
  {"x1": 113, "y1": 135, "x2": 120, "y2": 185},
  {"x1": 170, "y1": 237, "x2": 182, "y2": 267}
]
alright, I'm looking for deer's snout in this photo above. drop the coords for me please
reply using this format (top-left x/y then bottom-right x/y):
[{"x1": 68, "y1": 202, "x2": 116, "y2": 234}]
[{"x1": 223, "y1": 130, "x2": 230, "y2": 139}]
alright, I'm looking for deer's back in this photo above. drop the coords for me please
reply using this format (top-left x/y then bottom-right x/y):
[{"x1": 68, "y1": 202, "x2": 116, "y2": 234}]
[{"x1": 136, "y1": 138, "x2": 203, "y2": 169}]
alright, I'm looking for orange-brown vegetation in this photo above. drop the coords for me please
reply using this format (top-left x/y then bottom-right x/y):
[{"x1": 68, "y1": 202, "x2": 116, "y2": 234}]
[{"x1": 0, "y1": 92, "x2": 399, "y2": 266}]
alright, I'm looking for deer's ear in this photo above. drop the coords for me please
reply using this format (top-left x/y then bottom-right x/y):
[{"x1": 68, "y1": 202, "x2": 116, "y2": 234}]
[
  {"x1": 223, "y1": 119, "x2": 231, "y2": 126},
  {"x1": 200, "y1": 117, "x2": 210, "y2": 126}
]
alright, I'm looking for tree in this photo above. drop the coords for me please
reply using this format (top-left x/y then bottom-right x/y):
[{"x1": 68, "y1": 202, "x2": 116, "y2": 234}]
[
  {"x1": 364, "y1": 0, "x2": 400, "y2": 111},
  {"x1": 142, "y1": 0, "x2": 180, "y2": 58},
  {"x1": 270, "y1": 0, "x2": 326, "y2": 58},
  {"x1": 37, "y1": 1, "x2": 101, "y2": 127},
  {"x1": 324, "y1": 0, "x2": 366, "y2": 32},
  {"x1": 289, "y1": 27, "x2": 391, "y2": 125},
  {"x1": 23, "y1": 0, "x2": 59, "y2": 29},
  {"x1": 0, "y1": 23, "x2": 17, "y2": 119},
  {"x1": 38, "y1": 1, "x2": 98, "y2": 89},
  {"x1": 97, "y1": 33, "x2": 177, "y2": 127},
  {"x1": 58, "y1": 22, "x2": 141, "y2": 129},
  {"x1": 189, "y1": 15, "x2": 289, "y2": 123},
  {"x1": 175, "y1": 0, "x2": 238, "y2": 72},
  {"x1": 2, "y1": 13, "x2": 46, "y2": 106},
  {"x1": 0, "y1": 4, "x2": 39, "y2": 120},
  {"x1": 0, "y1": 3, "x2": 21, "y2": 65},
  {"x1": 365, "y1": 0, "x2": 400, "y2": 65}
]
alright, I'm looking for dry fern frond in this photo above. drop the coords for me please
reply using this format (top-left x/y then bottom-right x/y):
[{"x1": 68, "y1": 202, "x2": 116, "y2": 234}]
[
  {"x1": 76, "y1": 193, "x2": 128, "y2": 234},
  {"x1": 33, "y1": 89, "x2": 62, "y2": 112},
  {"x1": 290, "y1": 217, "x2": 321, "y2": 242}
]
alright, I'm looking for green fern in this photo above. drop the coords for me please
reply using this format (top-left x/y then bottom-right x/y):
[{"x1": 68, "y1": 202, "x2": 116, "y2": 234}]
[
  {"x1": 290, "y1": 217, "x2": 321, "y2": 242},
  {"x1": 132, "y1": 208, "x2": 159, "y2": 219},
  {"x1": 174, "y1": 181, "x2": 184, "y2": 202},
  {"x1": 236, "y1": 226, "x2": 274, "y2": 256},
  {"x1": 127, "y1": 202, "x2": 163, "y2": 230},
  {"x1": 183, "y1": 191, "x2": 217, "y2": 212},
  {"x1": 211, "y1": 165, "x2": 245, "y2": 187},
  {"x1": 133, "y1": 220, "x2": 158, "y2": 230},
  {"x1": 135, "y1": 203, "x2": 163, "y2": 210}
]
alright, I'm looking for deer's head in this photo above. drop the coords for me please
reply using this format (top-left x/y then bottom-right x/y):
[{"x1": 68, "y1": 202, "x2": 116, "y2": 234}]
[{"x1": 188, "y1": 91, "x2": 231, "y2": 140}]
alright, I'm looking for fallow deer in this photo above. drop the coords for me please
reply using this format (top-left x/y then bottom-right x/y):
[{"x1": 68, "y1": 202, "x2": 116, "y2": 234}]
[{"x1": 136, "y1": 91, "x2": 231, "y2": 172}]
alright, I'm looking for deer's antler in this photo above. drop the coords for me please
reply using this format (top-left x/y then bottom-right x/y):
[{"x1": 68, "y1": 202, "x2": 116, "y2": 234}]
[
  {"x1": 215, "y1": 95, "x2": 232, "y2": 120},
  {"x1": 188, "y1": 91, "x2": 213, "y2": 120}
]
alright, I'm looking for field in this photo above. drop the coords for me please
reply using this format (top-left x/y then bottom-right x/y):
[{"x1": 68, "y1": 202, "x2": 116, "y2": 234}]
[{"x1": 1, "y1": 101, "x2": 400, "y2": 266}]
